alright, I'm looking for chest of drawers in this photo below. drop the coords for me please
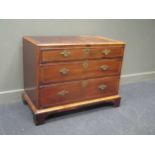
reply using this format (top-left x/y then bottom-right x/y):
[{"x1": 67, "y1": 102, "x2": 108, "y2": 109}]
[{"x1": 23, "y1": 36, "x2": 125, "y2": 125}]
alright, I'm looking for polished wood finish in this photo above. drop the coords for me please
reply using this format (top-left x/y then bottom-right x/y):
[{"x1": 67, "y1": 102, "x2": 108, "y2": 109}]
[
  {"x1": 23, "y1": 91, "x2": 121, "y2": 125},
  {"x1": 39, "y1": 76, "x2": 120, "y2": 108},
  {"x1": 23, "y1": 36, "x2": 125, "y2": 125},
  {"x1": 41, "y1": 47, "x2": 124, "y2": 63},
  {"x1": 40, "y1": 59, "x2": 122, "y2": 84},
  {"x1": 23, "y1": 39, "x2": 39, "y2": 106},
  {"x1": 24, "y1": 36, "x2": 125, "y2": 46}
]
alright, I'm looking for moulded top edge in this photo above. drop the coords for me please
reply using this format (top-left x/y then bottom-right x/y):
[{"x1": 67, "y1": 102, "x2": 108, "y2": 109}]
[{"x1": 23, "y1": 36, "x2": 126, "y2": 47}]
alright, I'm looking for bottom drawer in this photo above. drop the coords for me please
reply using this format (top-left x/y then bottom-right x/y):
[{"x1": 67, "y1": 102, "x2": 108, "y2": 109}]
[{"x1": 39, "y1": 76, "x2": 120, "y2": 108}]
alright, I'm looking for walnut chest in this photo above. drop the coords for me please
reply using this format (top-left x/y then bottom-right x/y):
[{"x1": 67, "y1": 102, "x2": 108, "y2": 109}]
[{"x1": 23, "y1": 36, "x2": 125, "y2": 125}]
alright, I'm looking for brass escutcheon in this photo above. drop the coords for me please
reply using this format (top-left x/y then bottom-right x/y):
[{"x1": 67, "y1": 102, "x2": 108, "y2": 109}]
[
  {"x1": 81, "y1": 80, "x2": 88, "y2": 87},
  {"x1": 83, "y1": 48, "x2": 91, "y2": 54},
  {"x1": 83, "y1": 62, "x2": 89, "y2": 70}
]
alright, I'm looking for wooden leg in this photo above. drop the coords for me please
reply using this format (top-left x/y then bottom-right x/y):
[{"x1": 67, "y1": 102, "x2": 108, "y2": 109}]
[
  {"x1": 23, "y1": 91, "x2": 122, "y2": 125},
  {"x1": 22, "y1": 93, "x2": 27, "y2": 105},
  {"x1": 113, "y1": 97, "x2": 121, "y2": 107},
  {"x1": 23, "y1": 100, "x2": 27, "y2": 105},
  {"x1": 33, "y1": 113, "x2": 46, "y2": 125}
]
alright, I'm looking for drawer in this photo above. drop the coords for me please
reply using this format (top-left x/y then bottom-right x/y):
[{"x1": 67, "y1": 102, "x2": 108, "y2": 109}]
[
  {"x1": 40, "y1": 59, "x2": 122, "y2": 84},
  {"x1": 41, "y1": 47, "x2": 124, "y2": 63},
  {"x1": 39, "y1": 76, "x2": 119, "y2": 107}
]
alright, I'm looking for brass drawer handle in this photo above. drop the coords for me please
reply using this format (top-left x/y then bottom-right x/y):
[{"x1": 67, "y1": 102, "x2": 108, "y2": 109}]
[
  {"x1": 84, "y1": 48, "x2": 91, "y2": 54},
  {"x1": 58, "y1": 90, "x2": 69, "y2": 96},
  {"x1": 99, "y1": 84, "x2": 107, "y2": 91},
  {"x1": 100, "y1": 65, "x2": 109, "y2": 71},
  {"x1": 60, "y1": 50, "x2": 70, "y2": 57},
  {"x1": 102, "y1": 49, "x2": 110, "y2": 55},
  {"x1": 60, "y1": 68, "x2": 70, "y2": 75}
]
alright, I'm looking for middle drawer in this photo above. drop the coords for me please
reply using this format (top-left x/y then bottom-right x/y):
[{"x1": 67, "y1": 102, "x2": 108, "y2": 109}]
[{"x1": 40, "y1": 59, "x2": 122, "y2": 84}]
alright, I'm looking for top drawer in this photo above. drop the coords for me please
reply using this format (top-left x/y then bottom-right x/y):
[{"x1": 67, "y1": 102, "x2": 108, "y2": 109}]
[{"x1": 40, "y1": 46, "x2": 124, "y2": 63}]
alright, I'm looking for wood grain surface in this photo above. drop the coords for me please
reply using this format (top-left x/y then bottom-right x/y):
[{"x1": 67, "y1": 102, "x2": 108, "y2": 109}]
[
  {"x1": 40, "y1": 59, "x2": 122, "y2": 84},
  {"x1": 23, "y1": 36, "x2": 125, "y2": 125},
  {"x1": 39, "y1": 76, "x2": 119, "y2": 108},
  {"x1": 41, "y1": 46, "x2": 124, "y2": 63}
]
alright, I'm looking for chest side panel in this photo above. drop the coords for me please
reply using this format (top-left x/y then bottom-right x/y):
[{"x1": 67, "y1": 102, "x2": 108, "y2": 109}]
[{"x1": 23, "y1": 39, "x2": 39, "y2": 106}]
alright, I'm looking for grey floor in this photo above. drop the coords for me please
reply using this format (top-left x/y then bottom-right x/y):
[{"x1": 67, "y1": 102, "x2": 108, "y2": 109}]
[{"x1": 0, "y1": 79, "x2": 155, "y2": 135}]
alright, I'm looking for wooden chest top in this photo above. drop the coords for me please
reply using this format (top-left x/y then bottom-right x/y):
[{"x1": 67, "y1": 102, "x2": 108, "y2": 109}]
[{"x1": 23, "y1": 36, "x2": 125, "y2": 47}]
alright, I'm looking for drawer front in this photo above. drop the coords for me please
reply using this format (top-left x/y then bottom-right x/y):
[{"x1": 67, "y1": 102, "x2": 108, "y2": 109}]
[
  {"x1": 39, "y1": 76, "x2": 119, "y2": 107},
  {"x1": 41, "y1": 47, "x2": 124, "y2": 63},
  {"x1": 40, "y1": 59, "x2": 122, "y2": 84}
]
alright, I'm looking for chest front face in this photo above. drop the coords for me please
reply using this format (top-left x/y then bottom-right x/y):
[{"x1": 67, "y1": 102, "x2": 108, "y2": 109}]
[
  {"x1": 23, "y1": 36, "x2": 125, "y2": 125},
  {"x1": 37, "y1": 37, "x2": 125, "y2": 108}
]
